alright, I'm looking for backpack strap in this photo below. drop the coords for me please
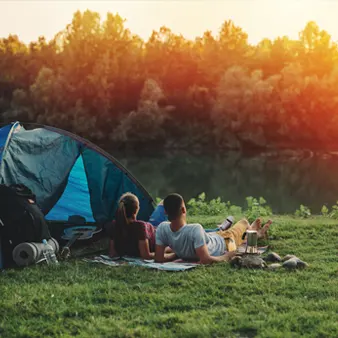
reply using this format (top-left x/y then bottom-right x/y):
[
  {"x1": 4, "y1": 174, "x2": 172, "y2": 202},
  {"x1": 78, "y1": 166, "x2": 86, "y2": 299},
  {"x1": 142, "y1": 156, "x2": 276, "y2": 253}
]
[{"x1": 10, "y1": 184, "x2": 36, "y2": 201}]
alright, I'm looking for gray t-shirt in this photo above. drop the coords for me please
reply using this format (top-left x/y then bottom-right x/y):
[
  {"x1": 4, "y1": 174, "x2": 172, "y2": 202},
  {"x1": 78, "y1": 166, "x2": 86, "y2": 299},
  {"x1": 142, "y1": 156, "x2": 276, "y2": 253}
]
[{"x1": 156, "y1": 222, "x2": 226, "y2": 260}]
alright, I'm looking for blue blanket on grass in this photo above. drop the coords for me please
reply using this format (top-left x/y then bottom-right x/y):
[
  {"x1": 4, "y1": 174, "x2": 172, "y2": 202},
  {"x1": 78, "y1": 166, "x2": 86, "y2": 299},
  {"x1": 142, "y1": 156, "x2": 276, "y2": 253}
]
[
  {"x1": 83, "y1": 255, "x2": 198, "y2": 271},
  {"x1": 83, "y1": 246, "x2": 268, "y2": 271}
]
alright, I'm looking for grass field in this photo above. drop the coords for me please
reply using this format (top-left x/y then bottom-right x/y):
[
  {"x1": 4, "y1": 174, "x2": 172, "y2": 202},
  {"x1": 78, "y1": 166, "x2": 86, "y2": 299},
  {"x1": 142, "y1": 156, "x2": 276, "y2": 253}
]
[{"x1": 0, "y1": 215, "x2": 337, "y2": 337}]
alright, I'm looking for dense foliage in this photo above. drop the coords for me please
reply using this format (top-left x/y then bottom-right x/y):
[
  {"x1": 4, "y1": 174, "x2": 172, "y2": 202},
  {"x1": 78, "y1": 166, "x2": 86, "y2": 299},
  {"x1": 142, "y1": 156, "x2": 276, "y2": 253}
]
[
  {"x1": 1, "y1": 11, "x2": 338, "y2": 149},
  {"x1": 184, "y1": 192, "x2": 338, "y2": 220}
]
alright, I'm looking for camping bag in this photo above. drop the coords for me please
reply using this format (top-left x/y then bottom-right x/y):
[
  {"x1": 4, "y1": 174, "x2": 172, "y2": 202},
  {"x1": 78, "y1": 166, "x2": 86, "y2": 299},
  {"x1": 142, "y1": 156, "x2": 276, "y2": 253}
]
[{"x1": 0, "y1": 184, "x2": 51, "y2": 268}]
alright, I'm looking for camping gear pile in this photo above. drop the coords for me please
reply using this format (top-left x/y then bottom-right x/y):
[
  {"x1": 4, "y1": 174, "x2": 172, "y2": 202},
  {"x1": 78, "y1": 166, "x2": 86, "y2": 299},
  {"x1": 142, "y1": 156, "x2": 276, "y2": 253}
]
[
  {"x1": 0, "y1": 183, "x2": 56, "y2": 268},
  {"x1": 0, "y1": 122, "x2": 154, "y2": 269},
  {"x1": 231, "y1": 227, "x2": 309, "y2": 270}
]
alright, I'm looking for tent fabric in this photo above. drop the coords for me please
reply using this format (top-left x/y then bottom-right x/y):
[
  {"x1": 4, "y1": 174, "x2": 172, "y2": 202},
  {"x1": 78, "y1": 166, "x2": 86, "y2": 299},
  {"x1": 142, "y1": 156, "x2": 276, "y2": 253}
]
[
  {"x1": 45, "y1": 155, "x2": 95, "y2": 222},
  {"x1": 82, "y1": 148, "x2": 154, "y2": 223},
  {"x1": 0, "y1": 124, "x2": 17, "y2": 162},
  {"x1": 0, "y1": 127, "x2": 80, "y2": 214},
  {"x1": 0, "y1": 122, "x2": 154, "y2": 224}
]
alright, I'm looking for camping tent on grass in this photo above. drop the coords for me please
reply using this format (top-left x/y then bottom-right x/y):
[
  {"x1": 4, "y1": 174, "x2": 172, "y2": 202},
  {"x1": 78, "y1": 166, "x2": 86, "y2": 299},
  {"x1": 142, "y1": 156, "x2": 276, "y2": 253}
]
[{"x1": 0, "y1": 122, "x2": 154, "y2": 239}]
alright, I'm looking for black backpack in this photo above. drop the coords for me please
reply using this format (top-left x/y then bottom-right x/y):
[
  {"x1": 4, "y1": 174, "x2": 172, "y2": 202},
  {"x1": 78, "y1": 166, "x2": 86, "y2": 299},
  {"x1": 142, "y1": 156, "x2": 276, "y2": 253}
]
[{"x1": 0, "y1": 184, "x2": 51, "y2": 268}]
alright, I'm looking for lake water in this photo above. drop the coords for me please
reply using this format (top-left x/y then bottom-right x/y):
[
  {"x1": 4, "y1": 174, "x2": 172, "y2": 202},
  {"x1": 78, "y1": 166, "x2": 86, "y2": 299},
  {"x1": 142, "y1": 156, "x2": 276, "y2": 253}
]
[{"x1": 115, "y1": 150, "x2": 338, "y2": 214}]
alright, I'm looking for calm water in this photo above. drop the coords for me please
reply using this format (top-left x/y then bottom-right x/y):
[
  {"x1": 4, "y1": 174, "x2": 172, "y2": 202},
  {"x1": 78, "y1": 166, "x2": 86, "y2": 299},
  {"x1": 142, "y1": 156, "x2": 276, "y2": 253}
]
[{"x1": 115, "y1": 150, "x2": 338, "y2": 214}]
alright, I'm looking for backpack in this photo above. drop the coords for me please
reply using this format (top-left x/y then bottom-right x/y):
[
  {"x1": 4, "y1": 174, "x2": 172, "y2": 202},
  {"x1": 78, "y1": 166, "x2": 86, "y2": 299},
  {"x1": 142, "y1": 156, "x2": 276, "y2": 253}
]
[{"x1": 0, "y1": 184, "x2": 51, "y2": 268}]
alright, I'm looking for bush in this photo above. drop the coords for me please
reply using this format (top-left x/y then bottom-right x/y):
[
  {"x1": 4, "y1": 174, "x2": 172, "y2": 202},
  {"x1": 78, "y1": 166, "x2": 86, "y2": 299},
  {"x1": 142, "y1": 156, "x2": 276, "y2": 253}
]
[
  {"x1": 244, "y1": 196, "x2": 272, "y2": 222},
  {"x1": 321, "y1": 205, "x2": 329, "y2": 217},
  {"x1": 295, "y1": 204, "x2": 312, "y2": 218},
  {"x1": 187, "y1": 193, "x2": 228, "y2": 216},
  {"x1": 186, "y1": 193, "x2": 243, "y2": 217},
  {"x1": 329, "y1": 201, "x2": 338, "y2": 219},
  {"x1": 186, "y1": 192, "x2": 244, "y2": 217},
  {"x1": 155, "y1": 197, "x2": 163, "y2": 205}
]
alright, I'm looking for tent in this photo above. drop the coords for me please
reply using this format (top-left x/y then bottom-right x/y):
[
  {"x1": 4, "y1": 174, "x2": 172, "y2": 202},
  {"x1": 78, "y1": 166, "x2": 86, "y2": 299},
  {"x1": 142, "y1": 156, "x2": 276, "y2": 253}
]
[{"x1": 0, "y1": 122, "x2": 155, "y2": 235}]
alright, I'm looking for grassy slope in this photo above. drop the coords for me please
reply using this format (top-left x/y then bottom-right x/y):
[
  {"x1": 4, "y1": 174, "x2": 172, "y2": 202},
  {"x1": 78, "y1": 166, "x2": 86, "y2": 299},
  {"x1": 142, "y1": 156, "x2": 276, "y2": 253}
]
[{"x1": 0, "y1": 215, "x2": 337, "y2": 338}]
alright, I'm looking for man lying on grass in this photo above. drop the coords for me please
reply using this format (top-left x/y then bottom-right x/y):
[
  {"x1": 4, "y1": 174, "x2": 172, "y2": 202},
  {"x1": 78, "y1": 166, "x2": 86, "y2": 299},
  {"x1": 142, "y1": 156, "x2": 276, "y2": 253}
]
[{"x1": 155, "y1": 193, "x2": 272, "y2": 265}]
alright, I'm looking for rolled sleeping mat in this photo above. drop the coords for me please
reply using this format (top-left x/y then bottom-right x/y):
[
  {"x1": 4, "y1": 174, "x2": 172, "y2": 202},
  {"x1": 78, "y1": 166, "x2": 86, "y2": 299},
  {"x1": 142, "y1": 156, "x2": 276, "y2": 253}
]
[{"x1": 12, "y1": 238, "x2": 59, "y2": 267}]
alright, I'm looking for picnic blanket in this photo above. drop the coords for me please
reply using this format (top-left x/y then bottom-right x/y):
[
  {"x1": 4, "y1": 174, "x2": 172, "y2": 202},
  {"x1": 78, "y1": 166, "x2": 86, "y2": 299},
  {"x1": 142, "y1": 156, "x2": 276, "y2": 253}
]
[
  {"x1": 83, "y1": 245, "x2": 268, "y2": 271},
  {"x1": 83, "y1": 255, "x2": 198, "y2": 271}
]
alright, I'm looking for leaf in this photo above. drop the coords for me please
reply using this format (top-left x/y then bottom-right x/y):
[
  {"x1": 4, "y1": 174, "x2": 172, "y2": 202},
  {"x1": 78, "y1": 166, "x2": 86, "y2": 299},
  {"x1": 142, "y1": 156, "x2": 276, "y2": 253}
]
[{"x1": 198, "y1": 192, "x2": 206, "y2": 201}]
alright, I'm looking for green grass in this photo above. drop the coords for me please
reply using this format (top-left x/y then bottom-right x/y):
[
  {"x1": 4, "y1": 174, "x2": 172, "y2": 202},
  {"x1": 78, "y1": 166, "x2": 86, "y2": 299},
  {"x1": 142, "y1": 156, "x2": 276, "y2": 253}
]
[{"x1": 0, "y1": 215, "x2": 337, "y2": 337}]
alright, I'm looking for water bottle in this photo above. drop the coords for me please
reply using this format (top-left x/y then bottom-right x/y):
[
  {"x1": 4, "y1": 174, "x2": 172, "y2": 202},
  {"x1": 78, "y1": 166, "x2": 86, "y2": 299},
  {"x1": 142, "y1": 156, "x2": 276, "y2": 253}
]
[
  {"x1": 219, "y1": 216, "x2": 234, "y2": 231},
  {"x1": 42, "y1": 239, "x2": 59, "y2": 265}
]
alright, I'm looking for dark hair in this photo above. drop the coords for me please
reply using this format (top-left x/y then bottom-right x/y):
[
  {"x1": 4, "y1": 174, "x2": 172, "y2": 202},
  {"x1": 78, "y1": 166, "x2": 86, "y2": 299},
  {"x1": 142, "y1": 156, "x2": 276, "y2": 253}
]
[
  {"x1": 163, "y1": 193, "x2": 184, "y2": 221},
  {"x1": 115, "y1": 193, "x2": 139, "y2": 254}
]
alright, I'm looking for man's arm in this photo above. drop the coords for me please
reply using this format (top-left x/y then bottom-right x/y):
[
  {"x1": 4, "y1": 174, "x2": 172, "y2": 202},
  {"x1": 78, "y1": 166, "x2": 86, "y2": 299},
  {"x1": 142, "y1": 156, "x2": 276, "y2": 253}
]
[
  {"x1": 155, "y1": 244, "x2": 177, "y2": 263},
  {"x1": 195, "y1": 244, "x2": 236, "y2": 265}
]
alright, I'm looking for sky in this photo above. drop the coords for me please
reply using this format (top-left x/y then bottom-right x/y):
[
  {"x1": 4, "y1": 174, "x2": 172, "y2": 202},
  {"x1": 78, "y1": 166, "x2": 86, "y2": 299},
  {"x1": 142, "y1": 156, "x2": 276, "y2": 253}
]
[{"x1": 1, "y1": 0, "x2": 338, "y2": 45}]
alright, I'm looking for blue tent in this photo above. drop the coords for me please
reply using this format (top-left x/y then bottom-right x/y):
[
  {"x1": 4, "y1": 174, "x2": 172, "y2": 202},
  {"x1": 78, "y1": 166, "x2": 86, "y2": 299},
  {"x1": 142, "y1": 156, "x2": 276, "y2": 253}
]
[{"x1": 0, "y1": 122, "x2": 154, "y2": 226}]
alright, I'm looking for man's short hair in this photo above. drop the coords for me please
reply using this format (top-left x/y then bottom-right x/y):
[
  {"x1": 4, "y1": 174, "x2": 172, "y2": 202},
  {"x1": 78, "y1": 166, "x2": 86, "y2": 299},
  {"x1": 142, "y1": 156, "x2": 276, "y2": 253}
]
[{"x1": 163, "y1": 193, "x2": 184, "y2": 221}]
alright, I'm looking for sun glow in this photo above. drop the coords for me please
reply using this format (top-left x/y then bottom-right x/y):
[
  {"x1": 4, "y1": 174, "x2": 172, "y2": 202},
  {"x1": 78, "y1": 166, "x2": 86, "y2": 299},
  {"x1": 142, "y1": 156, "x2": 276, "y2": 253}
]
[{"x1": 1, "y1": 0, "x2": 338, "y2": 44}]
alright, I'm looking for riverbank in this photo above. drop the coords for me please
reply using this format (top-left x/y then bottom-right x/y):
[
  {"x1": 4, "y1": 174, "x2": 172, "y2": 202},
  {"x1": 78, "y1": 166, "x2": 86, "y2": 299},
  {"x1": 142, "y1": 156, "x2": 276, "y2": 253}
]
[
  {"x1": 113, "y1": 153, "x2": 338, "y2": 215},
  {"x1": 0, "y1": 214, "x2": 337, "y2": 337}
]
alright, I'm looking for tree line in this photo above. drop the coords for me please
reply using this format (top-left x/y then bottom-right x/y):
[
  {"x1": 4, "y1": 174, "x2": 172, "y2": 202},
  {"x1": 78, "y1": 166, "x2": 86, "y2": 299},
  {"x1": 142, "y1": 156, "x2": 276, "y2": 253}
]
[{"x1": 1, "y1": 10, "x2": 338, "y2": 150}]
